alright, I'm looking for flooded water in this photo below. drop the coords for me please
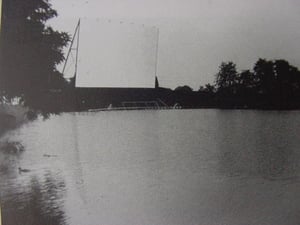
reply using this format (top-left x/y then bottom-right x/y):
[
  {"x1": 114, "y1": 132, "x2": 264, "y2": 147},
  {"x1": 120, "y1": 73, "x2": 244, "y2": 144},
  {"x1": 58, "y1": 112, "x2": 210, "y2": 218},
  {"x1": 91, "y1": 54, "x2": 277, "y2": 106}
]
[{"x1": 1, "y1": 109, "x2": 300, "y2": 225}]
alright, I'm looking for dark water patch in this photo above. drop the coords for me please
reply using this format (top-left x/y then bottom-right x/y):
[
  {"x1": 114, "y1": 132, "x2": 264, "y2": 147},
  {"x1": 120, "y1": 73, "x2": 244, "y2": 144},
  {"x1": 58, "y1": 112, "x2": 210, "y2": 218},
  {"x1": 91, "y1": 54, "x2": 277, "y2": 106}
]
[{"x1": 1, "y1": 172, "x2": 67, "y2": 225}]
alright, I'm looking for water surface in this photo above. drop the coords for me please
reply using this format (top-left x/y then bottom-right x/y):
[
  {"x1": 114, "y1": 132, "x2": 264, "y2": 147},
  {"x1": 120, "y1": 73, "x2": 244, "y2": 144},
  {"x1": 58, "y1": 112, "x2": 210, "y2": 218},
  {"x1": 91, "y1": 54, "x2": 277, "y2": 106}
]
[{"x1": 1, "y1": 109, "x2": 300, "y2": 225}]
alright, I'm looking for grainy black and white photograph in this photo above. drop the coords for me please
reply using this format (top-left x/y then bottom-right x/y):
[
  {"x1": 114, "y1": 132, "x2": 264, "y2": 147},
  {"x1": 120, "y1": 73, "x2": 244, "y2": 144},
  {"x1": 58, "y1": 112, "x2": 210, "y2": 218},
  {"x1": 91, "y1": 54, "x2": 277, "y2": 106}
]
[{"x1": 1, "y1": 0, "x2": 300, "y2": 224}]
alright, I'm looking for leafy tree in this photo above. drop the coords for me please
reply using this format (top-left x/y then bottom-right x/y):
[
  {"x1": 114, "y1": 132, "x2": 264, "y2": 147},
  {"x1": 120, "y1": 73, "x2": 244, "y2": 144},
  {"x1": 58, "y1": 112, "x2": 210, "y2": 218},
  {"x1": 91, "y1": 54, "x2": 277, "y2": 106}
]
[
  {"x1": 215, "y1": 62, "x2": 238, "y2": 90},
  {"x1": 0, "y1": 0, "x2": 69, "y2": 112},
  {"x1": 253, "y1": 58, "x2": 275, "y2": 94},
  {"x1": 273, "y1": 59, "x2": 300, "y2": 106},
  {"x1": 238, "y1": 70, "x2": 255, "y2": 88},
  {"x1": 274, "y1": 60, "x2": 290, "y2": 83}
]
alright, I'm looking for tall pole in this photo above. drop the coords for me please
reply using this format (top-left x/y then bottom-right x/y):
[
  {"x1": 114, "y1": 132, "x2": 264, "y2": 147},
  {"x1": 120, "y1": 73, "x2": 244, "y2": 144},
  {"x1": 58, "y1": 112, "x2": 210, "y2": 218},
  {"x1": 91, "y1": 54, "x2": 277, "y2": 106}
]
[
  {"x1": 74, "y1": 19, "x2": 80, "y2": 86},
  {"x1": 154, "y1": 27, "x2": 159, "y2": 86},
  {"x1": 62, "y1": 19, "x2": 81, "y2": 77}
]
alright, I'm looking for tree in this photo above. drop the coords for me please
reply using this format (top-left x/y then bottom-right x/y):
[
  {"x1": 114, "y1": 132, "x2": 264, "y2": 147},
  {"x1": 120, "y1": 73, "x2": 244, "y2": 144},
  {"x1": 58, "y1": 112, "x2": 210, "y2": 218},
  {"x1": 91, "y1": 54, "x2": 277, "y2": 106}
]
[
  {"x1": 274, "y1": 60, "x2": 290, "y2": 83},
  {"x1": 273, "y1": 59, "x2": 300, "y2": 106},
  {"x1": 238, "y1": 70, "x2": 255, "y2": 88},
  {"x1": 0, "y1": 0, "x2": 69, "y2": 112},
  {"x1": 215, "y1": 62, "x2": 238, "y2": 90},
  {"x1": 253, "y1": 58, "x2": 275, "y2": 94}
]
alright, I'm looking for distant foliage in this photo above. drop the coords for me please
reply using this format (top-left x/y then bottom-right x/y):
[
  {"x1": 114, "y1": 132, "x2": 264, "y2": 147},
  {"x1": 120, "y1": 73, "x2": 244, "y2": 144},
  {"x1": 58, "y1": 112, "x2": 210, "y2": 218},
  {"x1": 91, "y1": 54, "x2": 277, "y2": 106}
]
[
  {"x1": 199, "y1": 84, "x2": 215, "y2": 94},
  {"x1": 0, "y1": 0, "x2": 70, "y2": 113},
  {"x1": 213, "y1": 59, "x2": 300, "y2": 109},
  {"x1": 238, "y1": 70, "x2": 255, "y2": 88},
  {"x1": 215, "y1": 62, "x2": 238, "y2": 90},
  {"x1": 174, "y1": 85, "x2": 194, "y2": 94}
]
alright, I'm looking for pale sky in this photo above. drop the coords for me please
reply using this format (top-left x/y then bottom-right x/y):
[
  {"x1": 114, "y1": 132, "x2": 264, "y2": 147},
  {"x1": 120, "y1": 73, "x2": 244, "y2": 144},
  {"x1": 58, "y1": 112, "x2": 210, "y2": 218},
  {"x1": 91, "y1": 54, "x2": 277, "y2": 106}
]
[{"x1": 50, "y1": 0, "x2": 300, "y2": 89}]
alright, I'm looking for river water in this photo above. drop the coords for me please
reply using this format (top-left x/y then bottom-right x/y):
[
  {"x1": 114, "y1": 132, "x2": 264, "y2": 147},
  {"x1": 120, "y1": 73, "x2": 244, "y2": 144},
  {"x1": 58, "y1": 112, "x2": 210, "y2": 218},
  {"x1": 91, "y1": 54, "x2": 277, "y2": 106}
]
[{"x1": 0, "y1": 109, "x2": 300, "y2": 225}]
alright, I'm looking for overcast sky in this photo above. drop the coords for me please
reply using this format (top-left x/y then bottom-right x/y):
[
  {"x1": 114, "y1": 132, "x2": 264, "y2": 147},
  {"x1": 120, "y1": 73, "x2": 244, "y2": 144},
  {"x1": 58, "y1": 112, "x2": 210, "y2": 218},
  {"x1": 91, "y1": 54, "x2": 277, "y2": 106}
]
[{"x1": 50, "y1": 0, "x2": 300, "y2": 89}]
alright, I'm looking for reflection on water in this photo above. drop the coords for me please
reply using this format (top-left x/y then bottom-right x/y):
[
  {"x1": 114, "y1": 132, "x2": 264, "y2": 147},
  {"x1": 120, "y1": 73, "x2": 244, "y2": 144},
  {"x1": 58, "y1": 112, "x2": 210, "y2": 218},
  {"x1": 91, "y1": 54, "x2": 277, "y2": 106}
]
[
  {"x1": 2, "y1": 173, "x2": 66, "y2": 225},
  {"x1": 0, "y1": 147, "x2": 66, "y2": 225},
  {"x1": 0, "y1": 110, "x2": 300, "y2": 225}
]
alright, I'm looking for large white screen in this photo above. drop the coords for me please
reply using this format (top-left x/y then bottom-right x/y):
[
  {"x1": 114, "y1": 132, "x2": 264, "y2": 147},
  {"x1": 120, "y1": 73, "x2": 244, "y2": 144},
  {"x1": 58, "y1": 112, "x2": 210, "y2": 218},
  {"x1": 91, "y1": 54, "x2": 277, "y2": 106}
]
[{"x1": 74, "y1": 19, "x2": 158, "y2": 88}]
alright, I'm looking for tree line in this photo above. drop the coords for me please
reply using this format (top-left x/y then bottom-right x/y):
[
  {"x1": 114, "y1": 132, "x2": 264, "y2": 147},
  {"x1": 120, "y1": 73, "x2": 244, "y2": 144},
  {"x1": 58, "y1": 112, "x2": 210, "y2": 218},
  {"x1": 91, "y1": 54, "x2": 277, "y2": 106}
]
[{"x1": 175, "y1": 59, "x2": 300, "y2": 109}]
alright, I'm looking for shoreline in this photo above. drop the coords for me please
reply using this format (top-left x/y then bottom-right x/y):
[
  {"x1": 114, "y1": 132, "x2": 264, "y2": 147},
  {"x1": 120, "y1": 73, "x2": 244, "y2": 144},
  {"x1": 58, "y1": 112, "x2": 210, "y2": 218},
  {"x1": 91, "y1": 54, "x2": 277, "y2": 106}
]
[{"x1": 1, "y1": 103, "x2": 299, "y2": 137}]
